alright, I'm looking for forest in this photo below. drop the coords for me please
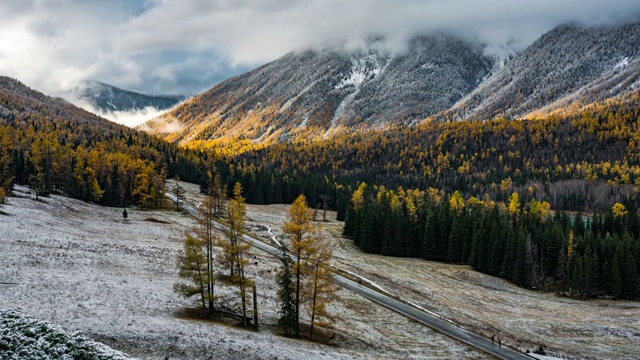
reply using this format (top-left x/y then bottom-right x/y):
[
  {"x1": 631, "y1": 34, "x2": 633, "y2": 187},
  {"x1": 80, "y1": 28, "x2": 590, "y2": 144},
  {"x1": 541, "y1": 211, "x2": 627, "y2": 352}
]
[
  {"x1": 0, "y1": 77, "x2": 204, "y2": 208},
  {"x1": 217, "y1": 90, "x2": 640, "y2": 214},
  {"x1": 343, "y1": 184, "x2": 640, "y2": 299}
]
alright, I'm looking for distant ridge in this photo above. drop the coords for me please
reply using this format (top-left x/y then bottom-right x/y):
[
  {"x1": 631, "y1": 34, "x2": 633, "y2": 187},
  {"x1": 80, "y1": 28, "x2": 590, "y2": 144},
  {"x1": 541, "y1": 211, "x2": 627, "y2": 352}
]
[{"x1": 71, "y1": 80, "x2": 185, "y2": 113}]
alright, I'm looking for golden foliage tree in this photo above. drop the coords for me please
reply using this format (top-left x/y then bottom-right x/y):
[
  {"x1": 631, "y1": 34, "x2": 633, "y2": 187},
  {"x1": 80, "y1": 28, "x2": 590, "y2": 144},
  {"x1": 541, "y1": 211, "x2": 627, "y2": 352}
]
[
  {"x1": 612, "y1": 203, "x2": 628, "y2": 217},
  {"x1": 174, "y1": 234, "x2": 208, "y2": 311},
  {"x1": 218, "y1": 182, "x2": 253, "y2": 327},
  {"x1": 307, "y1": 238, "x2": 335, "y2": 341},
  {"x1": 508, "y1": 192, "x2": 521, "y2": 218},
  {"x1": 283, "y1": 194, "x2": 319, "y2": 336}
]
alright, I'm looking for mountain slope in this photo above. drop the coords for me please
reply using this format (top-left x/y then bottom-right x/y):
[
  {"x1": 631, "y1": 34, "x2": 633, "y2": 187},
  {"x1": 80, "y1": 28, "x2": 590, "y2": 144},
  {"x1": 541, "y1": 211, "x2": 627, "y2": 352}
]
[
  {"x1": 447, "y1": 23, "x2": 640, "y2": 120},
  {"x1": 143, "y1": 22, "x2": 640, "y2": 145},
  {"x1": 71, "y1": 80, "x2": 184, "y2": 113},
  {"x1": 144, "y1": 34, "x2": 493, "y2": 144},
  {"x1": 0, "y1": 76, "x2": 203, "y2": 207}
]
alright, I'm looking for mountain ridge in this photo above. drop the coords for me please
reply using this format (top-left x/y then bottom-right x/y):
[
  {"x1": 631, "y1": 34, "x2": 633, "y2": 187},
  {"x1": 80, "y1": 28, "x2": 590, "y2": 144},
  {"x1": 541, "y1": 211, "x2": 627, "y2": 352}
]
[
  {"x1": 142, "y1": 22, "x2": 640, "y2": 145},
  {"x1": 70, "y1": 80, "x2": 185, "y2": 113}
]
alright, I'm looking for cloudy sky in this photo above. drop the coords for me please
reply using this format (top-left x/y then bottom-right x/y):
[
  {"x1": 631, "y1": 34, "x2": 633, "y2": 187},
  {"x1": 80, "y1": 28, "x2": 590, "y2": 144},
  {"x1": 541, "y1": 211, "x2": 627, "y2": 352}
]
[{"x1": 1, "y1": 0, "x2": 639, "y2": 99}]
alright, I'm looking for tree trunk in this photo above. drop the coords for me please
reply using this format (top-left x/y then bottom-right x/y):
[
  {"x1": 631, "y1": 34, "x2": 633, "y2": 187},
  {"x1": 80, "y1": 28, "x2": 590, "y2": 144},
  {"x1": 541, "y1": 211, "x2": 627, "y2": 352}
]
[
  {"x1": 310, "y1": 261, "x2": 319, "y2": 341},
  {"x1": 198, "y1": 264, "x2": 206, "y2": 312},
  {"x1": 241, "y1": 284, "x2": 247, "y2": 327},
  {"x1": 253, "y1": 285, "x2": 258, "y2": 330},
  {"x1": 296, "y1": 247, "x2": 303, "y2": 334},
  {"x1": 239, "y1": 251, "x2": 247, "y2": 328}
]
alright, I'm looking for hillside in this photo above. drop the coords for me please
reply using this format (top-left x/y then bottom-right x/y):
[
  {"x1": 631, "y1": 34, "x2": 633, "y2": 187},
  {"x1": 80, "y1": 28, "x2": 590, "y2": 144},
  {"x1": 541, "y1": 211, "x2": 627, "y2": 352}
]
[
  {"x1": 143, "y1": 22, "x2": 640, "y2": 146},
  {"x1": 70, "y1": 80, "x2": 184, "y2": 113},
  {"x1": 144, "y1": 34, "x2": 493, "y2": 144},
  {"x1": 447, "y1": 23, "x2": 640, "y2": 121},
  {"x1": 0, "y1": 76, "x2": 204, "y2": 208}
]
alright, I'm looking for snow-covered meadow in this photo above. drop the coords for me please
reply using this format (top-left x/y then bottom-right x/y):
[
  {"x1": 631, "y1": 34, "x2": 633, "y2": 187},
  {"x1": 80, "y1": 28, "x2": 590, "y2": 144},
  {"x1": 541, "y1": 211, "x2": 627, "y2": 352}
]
[
  {"x1": 0, "y1": 186, "x2": 482, "y2": 359},
  {"x1": 244, "y1": 202, "x2": 640, "y2": 360}
]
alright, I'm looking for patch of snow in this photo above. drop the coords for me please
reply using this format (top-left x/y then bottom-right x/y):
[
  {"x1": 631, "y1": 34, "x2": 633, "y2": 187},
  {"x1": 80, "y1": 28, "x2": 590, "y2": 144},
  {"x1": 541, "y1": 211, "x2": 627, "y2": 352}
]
[
  {"x1": 325, "y1": 54, "x2": 392, "y2": 138},
  {"x1": 334, "y1": 54, "x2": 383, "y2": 90},
  {"x1": 614, "y1": 57, "x2": 629, "y2": 69},
  {"x1": 280, "y1": 81, "x2": 317, "y2": 112},
  {"x1": 421, "y1": 62, "x2": 437, "y2": 70},
  {"x1": 257, "y1": 224, "x2": 282, "y2": 248},
  {"x1": 529, "y1": 354, "x2": 564, "y2": 360},
  {"x1": 298, "y1": 114, "x2": 309, "y2": 129}
]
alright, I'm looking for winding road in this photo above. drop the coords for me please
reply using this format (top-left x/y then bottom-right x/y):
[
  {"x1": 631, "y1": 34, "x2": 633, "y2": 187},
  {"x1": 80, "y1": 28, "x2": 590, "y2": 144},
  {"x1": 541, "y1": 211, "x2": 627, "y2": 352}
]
[{"x1": 166, "y1": 192, "x2": 533, "y2": 360}]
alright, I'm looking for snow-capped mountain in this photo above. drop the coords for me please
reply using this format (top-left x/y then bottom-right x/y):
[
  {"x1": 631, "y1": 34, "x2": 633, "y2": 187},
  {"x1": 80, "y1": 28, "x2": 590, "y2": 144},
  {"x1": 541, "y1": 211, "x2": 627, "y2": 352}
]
[
  {"x1": 70, "y1": 80, "x2": 184, "y2": 113},
  {"x1": 144, "y1": 34, "x2": 493, "y2": 142},
  {"x1": 448, "y1": 23, "x2": 640, "y2": 120},
  {"x1": 144, "y1": 22, "x2": 640, "y2": 144}
]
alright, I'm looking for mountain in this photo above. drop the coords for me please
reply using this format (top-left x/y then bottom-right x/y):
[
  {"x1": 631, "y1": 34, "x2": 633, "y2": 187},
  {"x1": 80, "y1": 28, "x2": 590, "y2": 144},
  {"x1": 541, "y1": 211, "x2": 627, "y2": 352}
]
[
  {"x1": 70, "y1": 80, "x2": 184, "y2": 113},
  {"x1": 143, "y1": 22, "x2": 640, "y2": 145},
  {"x1": 144, "y1": 34, "x2": 494, "y2": 143},
  {"x1": 446, "y1": 23, "x2": 640, "y2": 120}
]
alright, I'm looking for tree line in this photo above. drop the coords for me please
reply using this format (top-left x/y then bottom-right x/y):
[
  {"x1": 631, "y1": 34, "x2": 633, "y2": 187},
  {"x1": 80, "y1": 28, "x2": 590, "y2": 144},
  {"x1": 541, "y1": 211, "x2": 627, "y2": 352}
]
[
  {"x1": 344, "y1": 183, "x2": 640, "y2": 299},
  {"x1": 222, "y1": 91, "x2": 640, "y2": 213}
]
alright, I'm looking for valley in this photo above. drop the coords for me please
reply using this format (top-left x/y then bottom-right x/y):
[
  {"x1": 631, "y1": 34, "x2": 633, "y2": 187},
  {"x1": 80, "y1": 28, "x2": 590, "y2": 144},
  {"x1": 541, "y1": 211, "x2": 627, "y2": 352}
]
[{"x1": 2, "y1": 183, "x2": 637, "y2": 359}]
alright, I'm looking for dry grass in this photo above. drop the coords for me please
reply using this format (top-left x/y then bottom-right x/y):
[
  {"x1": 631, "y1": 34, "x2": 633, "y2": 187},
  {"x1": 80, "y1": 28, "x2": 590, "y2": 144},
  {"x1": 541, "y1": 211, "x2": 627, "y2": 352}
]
[{"x1": 244, "y1": 202, "x2": 640, "y2": 360}]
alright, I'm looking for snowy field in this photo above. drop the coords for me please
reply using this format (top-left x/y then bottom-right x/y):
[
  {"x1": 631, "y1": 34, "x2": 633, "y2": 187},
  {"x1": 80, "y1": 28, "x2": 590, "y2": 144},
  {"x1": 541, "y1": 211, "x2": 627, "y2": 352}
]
[
  {"x1": 244, "y1": 203, "x2": 640, "y2": 360},
  {"x1": 0, "y1": 185, "x2": 483, "y2": 359}
]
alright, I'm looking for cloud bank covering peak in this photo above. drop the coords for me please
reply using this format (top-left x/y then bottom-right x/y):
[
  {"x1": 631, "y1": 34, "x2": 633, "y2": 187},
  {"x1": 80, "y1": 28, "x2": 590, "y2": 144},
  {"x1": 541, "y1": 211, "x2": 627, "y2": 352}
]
[{"x1": 0, "y1": 0, "x2": 638, "y2": 125}]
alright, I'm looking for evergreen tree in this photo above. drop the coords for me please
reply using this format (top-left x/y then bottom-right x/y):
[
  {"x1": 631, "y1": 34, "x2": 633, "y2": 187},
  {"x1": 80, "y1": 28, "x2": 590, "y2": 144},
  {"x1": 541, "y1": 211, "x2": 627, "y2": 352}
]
[{"x1": 276, "y1": 245, "x2": 297, "y2": 335}]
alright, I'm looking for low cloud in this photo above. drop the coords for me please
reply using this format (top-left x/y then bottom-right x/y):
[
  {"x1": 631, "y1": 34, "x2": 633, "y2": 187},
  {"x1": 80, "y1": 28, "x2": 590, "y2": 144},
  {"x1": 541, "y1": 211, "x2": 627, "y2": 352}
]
[
  {"x1": 137, "y1": 115, "x2": 185, "y2": 134},
  {"x1": 71, "y1": 96, "x2": 169, "y2": 127},
  {"x1": 0, "y1": 0, "x2": 639, "y2": 98}
]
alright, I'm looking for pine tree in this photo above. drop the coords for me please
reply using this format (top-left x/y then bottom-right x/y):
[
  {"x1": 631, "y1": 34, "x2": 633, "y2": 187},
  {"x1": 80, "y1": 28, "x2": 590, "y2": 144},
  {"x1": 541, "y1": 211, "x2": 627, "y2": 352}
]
[
  {"x1": 422, "y1": 212, "x2": 438, "y2": 260},
  {"x1": 610, "y1": 250, "x2": 622, "y2": 298},
  {"x1": 277, "y1": 245, "x2": 297, "y2": 335}
]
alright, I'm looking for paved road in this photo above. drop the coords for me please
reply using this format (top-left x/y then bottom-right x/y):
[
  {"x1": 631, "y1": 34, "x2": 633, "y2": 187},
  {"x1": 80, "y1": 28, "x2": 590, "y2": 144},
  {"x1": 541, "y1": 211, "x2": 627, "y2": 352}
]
[{"x1": 166, "y1": 192, "x2": 533, "y2": 360}]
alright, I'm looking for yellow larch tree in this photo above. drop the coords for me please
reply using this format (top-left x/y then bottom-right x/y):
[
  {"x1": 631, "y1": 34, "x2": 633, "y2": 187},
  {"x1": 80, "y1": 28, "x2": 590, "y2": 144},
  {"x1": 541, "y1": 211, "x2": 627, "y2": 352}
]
[{"x1": 283, "y1": 194, "x2": 319, "y2": 336}]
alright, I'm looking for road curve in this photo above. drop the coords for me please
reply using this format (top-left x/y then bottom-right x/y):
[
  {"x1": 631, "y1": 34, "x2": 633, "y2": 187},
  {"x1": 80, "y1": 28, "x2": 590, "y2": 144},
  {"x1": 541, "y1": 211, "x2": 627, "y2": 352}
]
[{"x1": 166, "y1": 192, "x2": 533, "y2": 360}]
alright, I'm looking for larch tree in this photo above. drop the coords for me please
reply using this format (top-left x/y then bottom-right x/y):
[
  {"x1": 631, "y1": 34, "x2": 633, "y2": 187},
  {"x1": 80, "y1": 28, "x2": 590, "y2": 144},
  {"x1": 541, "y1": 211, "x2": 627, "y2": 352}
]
[
  {"x1": 208, "y1": 171, "x2": 226, "y2": 217},
  {"x1": 307, "y1": 237, "x2": 335, "y2": 341},
  {"x1": 198, "y1": 191, "x2": 219, "y2": 315},
  {"x1": 172, "y1": 175, "x2": 185, "y2": 212},
  {"x1": 174, "y1": 234, "x2": 208, "y2": 312},
  {"x1": 283, "y1": 194, "x2": 319, "y2": 336},
  {"x1": 0, "y1": 127, "x2": 14, "y2": 204},
  {"x1": 218, "y1": 182, "x2": 253, "y2": 327},
  {"x1": 508, "y1": 192, "x2": 521, "y2": 219}
]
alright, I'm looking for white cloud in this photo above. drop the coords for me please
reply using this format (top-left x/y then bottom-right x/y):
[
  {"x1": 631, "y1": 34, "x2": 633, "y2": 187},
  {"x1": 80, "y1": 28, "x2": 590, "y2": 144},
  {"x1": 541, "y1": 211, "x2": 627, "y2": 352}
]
[
  {"x1": 0, "y1": 0, "x2": 638, "y2": 99},
  {"x1": 70, "y1": 96, "x2": 169, "y2": 127}
]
